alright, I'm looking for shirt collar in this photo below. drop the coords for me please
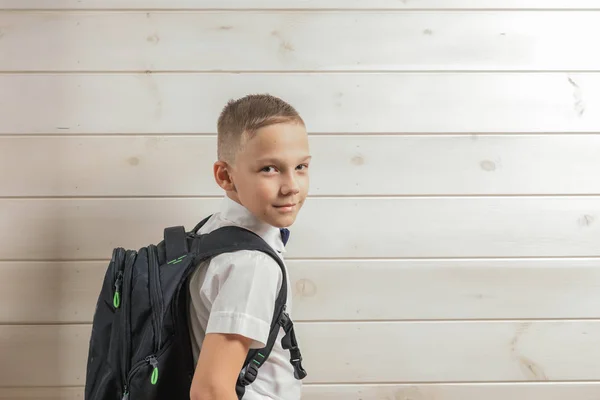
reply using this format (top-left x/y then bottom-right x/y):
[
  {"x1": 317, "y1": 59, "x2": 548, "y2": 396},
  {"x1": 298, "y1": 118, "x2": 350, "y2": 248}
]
[{"x1": 219, "y1": 195, "x2": 286, "y2": 254}]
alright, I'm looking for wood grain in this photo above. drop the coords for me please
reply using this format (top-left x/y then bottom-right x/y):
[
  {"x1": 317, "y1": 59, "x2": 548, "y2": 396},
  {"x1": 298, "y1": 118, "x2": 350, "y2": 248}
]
[
  {"x1": 3, "y1": 135, "x2": 600, "y2": 196},
  {"x1": 2, "y1": 73, "x2": 599, "y2": 134},
  {"x1": 3, "y1": 383, "x2": 600, "y2": 400},
  {"x1": 3, "y1": 197, "x2": 600, "y2": 260},
  {"x1": 0, "y1": 11, "x2": 599, "y2": 71},
  {"x1": 2, "y1": 259, "x2": 600, "y2": 324},
  {"x1": 3, "y1": 0, "x2": 600, "y2": 9},
  {"x1": 2, "y1": 322, "x2": 600, "y2": 386}
]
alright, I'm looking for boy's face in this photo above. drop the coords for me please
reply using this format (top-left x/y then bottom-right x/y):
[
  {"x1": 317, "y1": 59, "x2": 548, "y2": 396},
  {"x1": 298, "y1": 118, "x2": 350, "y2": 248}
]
[{"x1": 222, "y1": 122, "x2": 311, "y2": 228}]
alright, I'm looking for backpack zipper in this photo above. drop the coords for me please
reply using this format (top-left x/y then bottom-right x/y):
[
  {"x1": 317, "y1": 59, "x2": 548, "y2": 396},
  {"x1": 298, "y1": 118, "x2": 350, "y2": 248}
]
[
  {"x1": 148, "y1": 245, "x2": 164, "y2": 353},
  {"x1": 113, "y1": 270, "x2": 123, "y2": 309},
  {"x1": 122, "y1": 338, "x2": 174, "y2": 396},
  {"x1": 147, "y1": 355, "x2": 159, "y2": 384},
  {"x1": 121, "y1": 250, "x2": 137, "y2": 397},
  {"x1": 111, "y1": 248, "x2": 125, "y2": 309},
  {"x1": 121, "y1": 356, "x2": 158, "y2": 399}
]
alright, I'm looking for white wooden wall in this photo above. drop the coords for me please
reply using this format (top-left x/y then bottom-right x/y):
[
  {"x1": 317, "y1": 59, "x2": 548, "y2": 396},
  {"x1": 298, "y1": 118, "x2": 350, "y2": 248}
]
[{"x1": 2, "y1": 1, "x2": 600, "y2": 399}]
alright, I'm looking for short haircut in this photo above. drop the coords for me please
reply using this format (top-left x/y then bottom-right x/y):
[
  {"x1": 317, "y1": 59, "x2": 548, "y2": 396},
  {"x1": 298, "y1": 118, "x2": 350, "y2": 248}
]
[{"x1": 217, "y1": 94, "x2": 305, "y2": 163}]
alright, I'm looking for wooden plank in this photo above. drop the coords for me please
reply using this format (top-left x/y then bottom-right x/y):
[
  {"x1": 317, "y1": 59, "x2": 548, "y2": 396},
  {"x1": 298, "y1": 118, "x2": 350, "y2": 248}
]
[
  {"x1": 288, "y1": 259, "x2": 600, "y2": 321},
  {"x1": 0, "y1": 325, "x2": 88, "y2": 387},
  {"x1": 3, "y1": 135, "x2": 600, "y2": 196},
  {"x1": 0, "y1": 387, "x2": 82, "y2": 399},
  {"x1": 3, "y1": 259, "x2": 600, "y2": 324},
  {"x1": 2, "y1": 197, "x2": 600, "y2": 261},
  {"x1": 2, "y1": 0, "x2": 600, "y2": 10},
  {"x1": 301, "y1": 383, "x2": 600, "y2": 400},
  {"x1": 3, "y1": 383, "x2": 600, "y2": 400},
  {"x1": 2, "y1": 321, "x2": 600, "y2": 386},
  {"x1": 0, "y1": 11, "x2": 599, "y2": 72},
  {"x1": 301, "y1": 321, "x2": 600, "y2": 382},
  {"x1": 2, "y1": 73, "x2": 600, "y2": 135},
  {"x1": 0, "y1": 261, "x2": 105, "y2": 324}
]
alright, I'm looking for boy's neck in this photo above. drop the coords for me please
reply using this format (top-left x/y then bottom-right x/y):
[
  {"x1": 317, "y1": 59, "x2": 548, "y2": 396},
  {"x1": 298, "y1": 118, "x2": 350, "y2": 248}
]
[{"x1": 220, "y1": 194, "x2": 286, "y2": 254}]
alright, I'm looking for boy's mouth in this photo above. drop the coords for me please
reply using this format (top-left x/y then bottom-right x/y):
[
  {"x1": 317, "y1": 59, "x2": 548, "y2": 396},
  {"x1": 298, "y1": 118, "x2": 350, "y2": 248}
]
[{"x1": 274, "y1": 203, "x2": 296, "y2": 212}]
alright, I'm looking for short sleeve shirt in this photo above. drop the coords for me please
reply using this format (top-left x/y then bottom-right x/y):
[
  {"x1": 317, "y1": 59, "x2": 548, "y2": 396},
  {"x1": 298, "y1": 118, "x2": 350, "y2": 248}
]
[{"x1": 187, "y1": 196, "x2": 301, "y2": 400}]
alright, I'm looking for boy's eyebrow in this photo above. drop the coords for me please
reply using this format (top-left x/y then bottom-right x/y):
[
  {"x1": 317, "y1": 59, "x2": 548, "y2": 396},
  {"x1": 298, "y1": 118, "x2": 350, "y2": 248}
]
[{"x1": 256, "y1": 155, "x2": 312, "y2": 164}]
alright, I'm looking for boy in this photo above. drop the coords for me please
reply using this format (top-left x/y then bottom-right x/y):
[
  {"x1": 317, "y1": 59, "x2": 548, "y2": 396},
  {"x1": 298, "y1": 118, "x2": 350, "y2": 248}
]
[{"x1": 188, "y1": 94, "x2": 311, "y2": 400}]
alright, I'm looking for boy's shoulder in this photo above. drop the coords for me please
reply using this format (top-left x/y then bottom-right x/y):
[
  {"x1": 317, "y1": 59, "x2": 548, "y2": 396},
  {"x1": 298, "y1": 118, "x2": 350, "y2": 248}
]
[
  {"x1": 194, "y1": 212, "x2": 284, "y2": 280},
  {"x1": 199, "y1": 203, "x2": 287, "y2": 253}
]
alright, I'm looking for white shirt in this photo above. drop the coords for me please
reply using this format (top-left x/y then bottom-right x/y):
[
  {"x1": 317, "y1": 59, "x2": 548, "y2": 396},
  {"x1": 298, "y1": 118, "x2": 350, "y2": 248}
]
[{"x1": 187, "y1": 196, "x2": 302, "y2": 400}]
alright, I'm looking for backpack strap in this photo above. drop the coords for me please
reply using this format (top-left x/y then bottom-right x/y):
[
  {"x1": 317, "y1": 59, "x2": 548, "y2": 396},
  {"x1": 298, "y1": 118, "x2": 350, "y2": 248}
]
[
  {"x1": 191, "y1": 215, "x2": 212, "y2": 235},
  {"x1": 236, "y1": 296, "x2": 307, "y2": 397},
  {"x1": 164, "y1": 226, "x2": 188, "y2": 263},
  {"x1": 236, "y1": 274, "x2": 287, "y2": 395},
  {"x1": 187, "y1": 226, "x2": 307, "y2": 398}
]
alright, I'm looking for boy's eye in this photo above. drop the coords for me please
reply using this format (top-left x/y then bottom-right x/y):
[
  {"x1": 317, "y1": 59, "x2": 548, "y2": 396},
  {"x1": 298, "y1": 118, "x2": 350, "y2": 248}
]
[
  {"x1": 261, "y1": 166, "x2": 277, "y2": 173},
  {"x1": 261, "y1": 164, "x2": 308, "y2": 173}
]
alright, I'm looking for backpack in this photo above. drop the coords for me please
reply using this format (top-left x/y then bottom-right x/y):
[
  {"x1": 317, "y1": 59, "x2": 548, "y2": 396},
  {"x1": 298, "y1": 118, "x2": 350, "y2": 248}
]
[{"x1": 84, "y1": 216, "x2": 307, "y2": 400}]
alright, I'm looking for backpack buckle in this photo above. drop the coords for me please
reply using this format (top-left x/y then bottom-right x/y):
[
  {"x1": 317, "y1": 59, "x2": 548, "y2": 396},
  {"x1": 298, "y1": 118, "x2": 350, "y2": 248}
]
[
  {"x1": 288, "y1": 347, "x2": 307, "y2": 380},
  {"x1": 279, "y1": 310, "x2": 293, "y2": 331},
  {"x1": 239, "y1": 362, "x2": 259, "y2": 386},
  {"x1": 280, "y1": 311, "x2": 308, "y2": 380}
]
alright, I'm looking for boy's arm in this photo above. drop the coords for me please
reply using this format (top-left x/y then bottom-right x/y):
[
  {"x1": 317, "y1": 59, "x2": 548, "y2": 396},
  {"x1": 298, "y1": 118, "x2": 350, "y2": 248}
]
[
  {"x1": 188, "y1": 250, "x2": 283, "y2": 400},
  {"x1": 190, "y1": 332, "x2": 251, "y2": 400}
]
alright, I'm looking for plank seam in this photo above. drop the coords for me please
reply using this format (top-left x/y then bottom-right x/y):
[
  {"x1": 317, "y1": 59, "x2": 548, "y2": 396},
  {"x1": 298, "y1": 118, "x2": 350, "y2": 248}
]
[
  {"x1": 3, "y1": 70, "x2": 600, "y2": 74},
  {"x1": 5, "y1": 132, "x2": 600, "y2": 137},
  {"x1": 3, "y1": 255, "x2": 600, "y2": 262},
  {"x1": 3, "y1": 256, "x2": 600, "y2": 263},
  {"x1": 6, "y1": 194, "x2": 600, "y2": 199},
  {"x1": 2, "y1": 381, "x2": 600, "y2": 388},
  {"x1": 4, "y1": 319, "x2": 600, "y2": 327},
  {"x1": 4, "y1": 133, "x2": 600, "y2": 137},
  {"x1": 3, "y1": 8, "x2": 600, "y2": 11}
]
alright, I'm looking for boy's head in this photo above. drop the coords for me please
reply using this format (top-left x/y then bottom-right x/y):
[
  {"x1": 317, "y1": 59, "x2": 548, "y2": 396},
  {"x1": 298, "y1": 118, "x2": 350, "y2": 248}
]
[{"x1": 213, "y1": 94, "x2": 311, "y2": 228}]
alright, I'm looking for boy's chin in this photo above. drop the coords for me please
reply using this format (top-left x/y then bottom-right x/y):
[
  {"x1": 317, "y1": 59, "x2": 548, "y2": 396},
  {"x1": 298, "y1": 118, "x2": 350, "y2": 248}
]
[{"x1": 266, "y1": 213, "x2": 297, "y2": 228}]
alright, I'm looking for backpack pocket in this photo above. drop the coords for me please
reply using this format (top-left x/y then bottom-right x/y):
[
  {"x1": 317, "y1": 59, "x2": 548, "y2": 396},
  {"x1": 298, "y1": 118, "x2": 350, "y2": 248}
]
[
  {"x1": 85, "y1": 248, "x2": 126, "y2": 399},
  {"x1": 122, "y1": 336, "x2": 191, "y2": 399}
]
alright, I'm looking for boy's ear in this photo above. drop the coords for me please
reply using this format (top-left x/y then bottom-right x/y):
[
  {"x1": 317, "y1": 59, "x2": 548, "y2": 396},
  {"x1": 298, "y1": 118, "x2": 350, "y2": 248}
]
[{"x1": 213, "y1": 161, "x2": 236, "y2": 191}]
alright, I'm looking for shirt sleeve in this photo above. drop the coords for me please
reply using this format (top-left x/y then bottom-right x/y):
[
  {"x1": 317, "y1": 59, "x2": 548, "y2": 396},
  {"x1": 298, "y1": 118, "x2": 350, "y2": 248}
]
[{"x1": 200, "y1": 250, "x2": 283, "y2": 349}]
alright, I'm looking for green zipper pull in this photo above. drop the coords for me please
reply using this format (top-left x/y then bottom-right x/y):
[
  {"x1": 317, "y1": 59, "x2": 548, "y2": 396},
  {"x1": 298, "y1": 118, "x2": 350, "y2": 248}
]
[
  {"x1": 113, "y1": 271, "x2": 123, "y2": 309},
  {"x1": 113, "y1": 291, "x2": 121, "y2": 308},
  {"x1": 147, "y1": 356, "x2": 159, "y2": 385}
]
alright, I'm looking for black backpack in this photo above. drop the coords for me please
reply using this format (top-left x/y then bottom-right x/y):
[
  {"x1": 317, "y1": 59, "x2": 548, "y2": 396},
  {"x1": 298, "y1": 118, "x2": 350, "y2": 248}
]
[{"x1": 84, "y1": 216, "x2": 307, "y2": 400}]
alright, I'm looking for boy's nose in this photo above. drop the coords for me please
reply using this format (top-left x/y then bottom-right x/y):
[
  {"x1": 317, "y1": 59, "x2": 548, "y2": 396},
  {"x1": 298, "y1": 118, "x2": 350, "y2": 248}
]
[{"x1": 281, "y1": 176, "x2": 300, "y2": 195}]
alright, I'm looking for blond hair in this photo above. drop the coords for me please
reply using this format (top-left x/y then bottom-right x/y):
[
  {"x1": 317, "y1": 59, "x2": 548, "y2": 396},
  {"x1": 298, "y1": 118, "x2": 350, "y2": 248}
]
[{"x1": 217, "y1": 94, "x2": 304, "y2": 163}]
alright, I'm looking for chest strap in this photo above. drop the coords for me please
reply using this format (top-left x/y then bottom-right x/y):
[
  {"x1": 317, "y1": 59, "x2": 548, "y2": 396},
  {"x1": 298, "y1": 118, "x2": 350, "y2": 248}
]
[{"x1": 237, "y1": 309, "x2": 307, "y2": 394}]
